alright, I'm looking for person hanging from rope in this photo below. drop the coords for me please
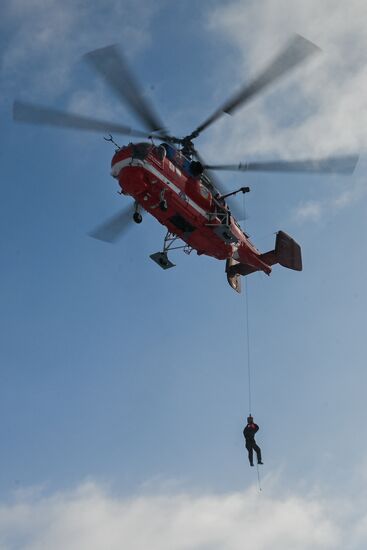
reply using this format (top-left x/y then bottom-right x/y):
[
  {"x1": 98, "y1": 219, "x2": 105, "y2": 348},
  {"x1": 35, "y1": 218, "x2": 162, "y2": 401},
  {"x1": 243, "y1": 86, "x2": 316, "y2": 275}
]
[{"x1": 243, "y1": 415, "x2": 263, "y2": 467}]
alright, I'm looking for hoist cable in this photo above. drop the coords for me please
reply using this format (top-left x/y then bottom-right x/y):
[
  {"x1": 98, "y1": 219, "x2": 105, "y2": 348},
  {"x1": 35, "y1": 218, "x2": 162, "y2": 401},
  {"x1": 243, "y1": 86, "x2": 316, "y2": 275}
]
[
  {"x1": 256, "y1": 463, "x2": 262, "y2": 492},
  {"x1": 244, "y1": 276, "x2": 252, "y2": 415},
  {"x1": 242, "y1": 194, "x2": 252, "y2": 415},
  {"x1": 242, "y1": 194, "x2": 262, "y2": 492}
]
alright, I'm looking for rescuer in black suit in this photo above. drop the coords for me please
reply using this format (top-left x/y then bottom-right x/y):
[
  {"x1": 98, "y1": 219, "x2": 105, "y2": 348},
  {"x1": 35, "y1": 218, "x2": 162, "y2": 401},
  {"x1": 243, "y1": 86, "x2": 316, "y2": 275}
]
[{"x1": 243, "y1": 415, "x2": 263, "y2": 467}]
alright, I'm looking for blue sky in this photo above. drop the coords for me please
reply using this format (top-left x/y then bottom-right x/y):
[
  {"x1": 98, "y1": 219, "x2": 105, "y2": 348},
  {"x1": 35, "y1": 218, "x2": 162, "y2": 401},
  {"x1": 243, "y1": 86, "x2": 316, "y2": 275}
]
[{"x1": 1, "y1": 0, "x2": 367, "y2": 548}]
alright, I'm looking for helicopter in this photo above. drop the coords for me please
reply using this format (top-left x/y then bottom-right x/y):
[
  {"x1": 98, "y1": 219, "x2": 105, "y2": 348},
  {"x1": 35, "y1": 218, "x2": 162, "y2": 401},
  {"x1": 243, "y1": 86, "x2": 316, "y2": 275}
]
[{"x1": 13, "y1": 35, "x2": 358, "y2": 293}]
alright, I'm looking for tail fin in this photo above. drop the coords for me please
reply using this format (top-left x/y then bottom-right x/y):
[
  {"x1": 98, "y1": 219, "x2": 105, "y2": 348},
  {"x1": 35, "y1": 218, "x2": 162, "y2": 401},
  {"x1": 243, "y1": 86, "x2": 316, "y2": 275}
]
[
  {"x1": 226, "y1": 231, "x2": 302, "y2": 293},
  {"x1": 272, "y1": 230, "x2": 302, "y2": 271}
]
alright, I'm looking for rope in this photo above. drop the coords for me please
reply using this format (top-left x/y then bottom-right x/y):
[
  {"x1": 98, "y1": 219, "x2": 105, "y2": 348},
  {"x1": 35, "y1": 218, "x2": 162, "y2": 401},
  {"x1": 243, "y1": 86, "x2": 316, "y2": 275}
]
[
  {"x1": 244, "y1": 276, "x2": 252, "y2": 415},
  {"x1": 242, "y1": 193, "x2": 262, "y2": 493},
  {"x1": 256, "y1": 464, "x2": 262, "y2": 492},
  {"x1": 242, "y1": 193, "x2": 252, "y2": 416}
]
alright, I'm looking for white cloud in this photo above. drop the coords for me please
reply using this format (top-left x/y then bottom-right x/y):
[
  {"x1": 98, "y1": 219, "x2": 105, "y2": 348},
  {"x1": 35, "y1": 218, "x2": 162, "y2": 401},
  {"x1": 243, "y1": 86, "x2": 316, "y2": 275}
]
[
  {"x1": 203, "y1": 0, "x2": 367, "y2": 162},
  {"x1": 291, "y1": 176, "x2": 367, "y2": 223},
  {"x1": 1, "y1": 0, "x2": 161, "y2": 103},
  {"x1": 1, "y1": 479, "x2": 367, "y2": 550},
  {"x1": 292, "y1": 200, "x2": 323, "y2": 223},
  {"x1": 194, "y1": 0, "x2": 367, "y2": 224}
]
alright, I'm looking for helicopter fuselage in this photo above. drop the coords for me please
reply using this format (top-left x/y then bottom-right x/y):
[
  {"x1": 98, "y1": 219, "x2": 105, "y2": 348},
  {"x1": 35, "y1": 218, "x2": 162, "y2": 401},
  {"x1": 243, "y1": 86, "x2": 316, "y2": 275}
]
[{"x1": 111, "y1": 142, "x2": 271, "y2": 274}]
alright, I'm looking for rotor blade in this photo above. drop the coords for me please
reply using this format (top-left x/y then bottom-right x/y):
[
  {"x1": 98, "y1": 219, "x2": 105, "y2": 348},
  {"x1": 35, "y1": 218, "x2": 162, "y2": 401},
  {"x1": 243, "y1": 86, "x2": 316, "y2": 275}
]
[
  {"x1": 89, "y1": 203, "x2": 135, "y2": 243},
  {"x1": 84, "y1": 45, "x2": 166, "y2": 134},
  {"x1": 13, "y1": 101, "x2": 153, "y2": 138},
  {"x1": 205, "y1": 155, "x2": 359, "y2": 175},
  {"x1": 190, "y1": 34, "x2": 321, "y2": 139}
]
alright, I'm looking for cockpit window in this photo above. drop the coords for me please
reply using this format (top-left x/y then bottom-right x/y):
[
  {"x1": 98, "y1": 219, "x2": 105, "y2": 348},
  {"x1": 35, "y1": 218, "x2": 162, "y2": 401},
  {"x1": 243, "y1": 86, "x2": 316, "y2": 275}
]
[
  {"x1": 153, "y1": 145, "x2": 167, "y2": 161},
  {"x1": 132, "y1": 142, "x2": 152, "y2": 160}
]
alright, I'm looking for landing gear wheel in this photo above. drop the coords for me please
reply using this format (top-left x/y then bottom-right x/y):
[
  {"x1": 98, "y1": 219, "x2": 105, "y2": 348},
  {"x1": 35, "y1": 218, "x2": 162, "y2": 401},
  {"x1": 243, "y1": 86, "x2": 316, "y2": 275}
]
[
  {"x1": 159, "y1": 199, "x2": 168, "y2": 212},
  {"x1": 133, "y1": 212, "x2": 142, "y2": 224}
]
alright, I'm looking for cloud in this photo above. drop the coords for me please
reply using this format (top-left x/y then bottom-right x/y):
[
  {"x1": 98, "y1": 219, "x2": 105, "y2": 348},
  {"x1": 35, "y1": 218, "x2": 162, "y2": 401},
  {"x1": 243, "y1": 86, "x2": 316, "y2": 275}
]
[
  {"x1": 292, "y1": 200, "x2": 323, "y2": 223},
  {"x1": 0, "y1": 0, "x2": 161, "y2": 103},
  {"x1": 203, "y1": 0, "x2": 367, "y2": 162},
  {"x1": 291, "y1": 176, "x2": 367, "y2": 223},
  {"x1": 1, "y1": 479, "x2": 367, "y2": 549}
]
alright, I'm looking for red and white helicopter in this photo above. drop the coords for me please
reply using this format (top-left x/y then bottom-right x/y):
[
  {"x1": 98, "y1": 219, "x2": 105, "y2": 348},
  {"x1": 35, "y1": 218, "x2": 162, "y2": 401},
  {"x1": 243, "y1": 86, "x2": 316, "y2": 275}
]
[{"x1": 13, "y1": 35, "x2": 358, "y2": 292}]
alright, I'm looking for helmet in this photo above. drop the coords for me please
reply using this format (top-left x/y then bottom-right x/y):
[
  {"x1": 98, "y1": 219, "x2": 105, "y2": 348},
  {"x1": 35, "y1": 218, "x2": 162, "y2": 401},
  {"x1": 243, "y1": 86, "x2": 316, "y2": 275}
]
[{"x1": 247, "y1": 415, "x2": 253, "y2": 423}]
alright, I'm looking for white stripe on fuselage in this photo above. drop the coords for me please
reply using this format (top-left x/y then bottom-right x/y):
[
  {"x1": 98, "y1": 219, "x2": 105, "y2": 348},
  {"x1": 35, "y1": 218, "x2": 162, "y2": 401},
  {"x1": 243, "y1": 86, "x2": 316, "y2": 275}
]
[{"x1": 111, "y1": 157, "x2": 210, "y2": 219}]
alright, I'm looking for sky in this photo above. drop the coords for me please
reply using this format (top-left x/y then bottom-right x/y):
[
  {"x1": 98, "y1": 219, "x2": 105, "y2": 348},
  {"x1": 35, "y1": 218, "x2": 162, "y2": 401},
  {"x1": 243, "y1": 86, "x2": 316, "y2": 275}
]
[{"x1": 0, "y1": 0, "x2": 367, "y2": 548}]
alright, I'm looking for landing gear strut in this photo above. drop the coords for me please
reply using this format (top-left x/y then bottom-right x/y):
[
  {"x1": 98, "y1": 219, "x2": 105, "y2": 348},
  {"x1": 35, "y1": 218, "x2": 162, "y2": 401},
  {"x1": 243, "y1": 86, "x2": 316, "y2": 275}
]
[{"x1": 150, "y1": 231, "x2": 193, "y2": 270}]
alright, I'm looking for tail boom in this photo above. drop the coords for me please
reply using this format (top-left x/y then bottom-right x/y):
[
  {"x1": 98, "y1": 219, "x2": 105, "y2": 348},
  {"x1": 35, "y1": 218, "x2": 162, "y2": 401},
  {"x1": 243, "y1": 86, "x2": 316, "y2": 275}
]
[{"x1": 226, "y1": 231, "x2": 302, "y2": 293}]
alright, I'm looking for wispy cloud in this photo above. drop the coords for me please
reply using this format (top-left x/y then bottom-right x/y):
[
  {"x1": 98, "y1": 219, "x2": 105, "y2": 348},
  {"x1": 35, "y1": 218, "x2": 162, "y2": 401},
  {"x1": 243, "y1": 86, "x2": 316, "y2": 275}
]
[
  {"x1": 292, "y1": 177, "x2": 367, "y2": 223},
  {"x1": 292, "y1": 200, "x2": 323, "y2": 223},
  {"x1": 196, "y1": 1, "x2": 367, "y2": 225},
  {"x1": 0, "y1": 480, "x2": 357, "y2": 549},
  {"x1": 1, "y1": 0, "x2": 161, "y2": 104},
  {"x1": 204, "y1": 0, "x2": 367, "y2": 162}
]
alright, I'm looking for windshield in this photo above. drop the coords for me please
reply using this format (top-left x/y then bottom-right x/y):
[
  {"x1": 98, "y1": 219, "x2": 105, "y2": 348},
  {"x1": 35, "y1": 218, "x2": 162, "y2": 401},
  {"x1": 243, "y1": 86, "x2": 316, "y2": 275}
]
[{"x1": 132, "y1": 142, "x2": 152, "y2": 160}]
